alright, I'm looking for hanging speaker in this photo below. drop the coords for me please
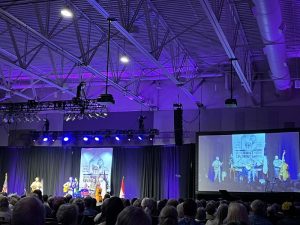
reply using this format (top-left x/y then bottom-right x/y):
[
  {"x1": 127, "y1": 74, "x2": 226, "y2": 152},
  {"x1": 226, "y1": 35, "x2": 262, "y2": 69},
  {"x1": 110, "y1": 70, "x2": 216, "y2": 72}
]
[{"x1": 174, "y1": 104, "x2": 183, "y2": 146}]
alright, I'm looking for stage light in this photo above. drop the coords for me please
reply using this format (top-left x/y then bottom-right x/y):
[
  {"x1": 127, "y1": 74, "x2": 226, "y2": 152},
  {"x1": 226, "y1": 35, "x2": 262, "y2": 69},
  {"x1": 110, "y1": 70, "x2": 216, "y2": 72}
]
[
  {"x1": 138, "y1": 135, "x2": 143, "y2": 141},
  {"x1": 43, "y1": 137, "x2": 48, "y2": 142},
  {"x1": 103, "y1": 112, "x2": 108, "y2": 117},
  {"x1": 63, "y1": 136, "x2": 69, "y2": 142},
  {"x1": 94, "y1": 137, "x2": 100, "y2": 141},
  {"x1": 83, "y1": 136, "x2": 89, "y2": 142},
  {"x1": 61, "y1": 7, "x2": 73, "y2": 18},
  {"x1": 120, "y1": 55, "x2": 129, "y2": 64},
  {"x1": 149, "y1": 134, "x2": 154, "y2": 141},
  {"x1": 115, "y1": 136, "x2": 120, "y2": 141}
]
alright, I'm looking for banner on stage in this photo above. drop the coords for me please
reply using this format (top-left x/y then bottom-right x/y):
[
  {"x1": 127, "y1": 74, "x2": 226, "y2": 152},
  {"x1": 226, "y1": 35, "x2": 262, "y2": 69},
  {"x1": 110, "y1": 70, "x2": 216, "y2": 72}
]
[{"x1": 79, "y1": 148, "x2": 113, "y2": 198}]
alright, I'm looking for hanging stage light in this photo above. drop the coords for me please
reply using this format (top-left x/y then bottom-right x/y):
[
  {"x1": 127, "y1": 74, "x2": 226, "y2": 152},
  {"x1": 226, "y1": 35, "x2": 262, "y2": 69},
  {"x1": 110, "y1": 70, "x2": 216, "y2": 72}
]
[{"x1": 83, "y1": 136, "x2": 89, "y2": 142}]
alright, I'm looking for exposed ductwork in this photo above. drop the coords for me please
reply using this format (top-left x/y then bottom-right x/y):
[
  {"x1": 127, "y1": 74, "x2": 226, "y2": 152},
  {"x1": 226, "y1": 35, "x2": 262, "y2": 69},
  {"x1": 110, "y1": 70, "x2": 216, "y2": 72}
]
[{"x1": 252, "y1": 0, "x2": 291, "y2": 92}]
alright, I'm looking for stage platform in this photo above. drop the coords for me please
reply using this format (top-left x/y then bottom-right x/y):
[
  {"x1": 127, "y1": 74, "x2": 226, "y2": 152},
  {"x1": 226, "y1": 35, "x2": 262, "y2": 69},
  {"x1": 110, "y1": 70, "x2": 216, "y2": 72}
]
[{"x1": 196, "y1": 191, "x2": 300, "y2": 203}]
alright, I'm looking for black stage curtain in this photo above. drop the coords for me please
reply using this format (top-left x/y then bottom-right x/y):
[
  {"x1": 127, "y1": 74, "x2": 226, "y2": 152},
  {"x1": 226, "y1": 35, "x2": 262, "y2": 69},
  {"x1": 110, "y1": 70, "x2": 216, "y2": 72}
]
[
  {"x1": 111, "y1": 144, "x2": 195, "y2": 199},
  {"x1": 0, "y1": 144, "x2": 195, "y2": 199},
  {"x1": 0, "y1": 147, "x2": 81, "y2": 196}
]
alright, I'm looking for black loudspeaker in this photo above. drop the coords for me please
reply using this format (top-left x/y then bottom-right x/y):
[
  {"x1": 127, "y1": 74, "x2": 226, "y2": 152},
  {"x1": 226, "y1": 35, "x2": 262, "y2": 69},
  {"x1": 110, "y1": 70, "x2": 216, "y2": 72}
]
[{"x1": 174, "y1": 104, "x2": 183, "y2": 146}]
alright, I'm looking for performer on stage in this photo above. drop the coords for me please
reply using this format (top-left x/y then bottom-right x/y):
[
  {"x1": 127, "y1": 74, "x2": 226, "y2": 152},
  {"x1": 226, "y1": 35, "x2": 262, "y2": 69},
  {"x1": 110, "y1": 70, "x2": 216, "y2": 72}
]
[
  {"x1": 212, "y1": 156, "x2": 223, "y2": 182},
  {"x1": 63, "y1": 177, "x2": 78, "y2": 196},
  {"x1": 30, "y1": 177, "x2": 42, "y2": 192}
]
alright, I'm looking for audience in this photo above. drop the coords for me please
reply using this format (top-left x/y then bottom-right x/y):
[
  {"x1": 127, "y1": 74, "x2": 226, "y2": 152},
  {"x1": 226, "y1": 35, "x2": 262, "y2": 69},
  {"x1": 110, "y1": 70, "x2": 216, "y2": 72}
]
[
  {"x1": 0, "y1": 189, "x2": 300, "y2": 225},
  {"x1": 248, "y1": 199, "x2": 272, "y2": 225},
  {"x1": 159, "y1": 205, "x2": 178, "y2": 225},
  {"x1": 56, "y1": 204, "x2": 78, "y2": 225},
  {"x1": 0, "y1": 196, "x2": 12, "y2": 222},
  {"x1": 178, "y1": 199, "x2": 199, "y2": 225},
  {"x1": 11, "y1": 196, "x2": 45, "y2": 225},
  {"x1": 115, "y1": 206, "x2": 151, "y2": 225},
  {"x1": 209, "y1": 203, "x2": 228, "y2": 225},
  {"x1": 224, "y1": 202, "x2": 249, "y2": 225}
]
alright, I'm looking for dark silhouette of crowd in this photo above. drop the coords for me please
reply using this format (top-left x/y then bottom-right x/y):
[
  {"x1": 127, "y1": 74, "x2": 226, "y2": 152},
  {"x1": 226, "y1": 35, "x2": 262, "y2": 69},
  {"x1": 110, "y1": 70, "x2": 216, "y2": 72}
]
[{"x1": 0, "y1": 191, "x2": 299, "y2": 225}]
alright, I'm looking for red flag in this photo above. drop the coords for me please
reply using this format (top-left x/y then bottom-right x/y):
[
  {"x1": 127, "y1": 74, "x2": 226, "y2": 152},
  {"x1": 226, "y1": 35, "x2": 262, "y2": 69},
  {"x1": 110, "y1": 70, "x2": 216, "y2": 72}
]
[{"x1": 119, "y1": 176, "x2": 125, "y2": 198}]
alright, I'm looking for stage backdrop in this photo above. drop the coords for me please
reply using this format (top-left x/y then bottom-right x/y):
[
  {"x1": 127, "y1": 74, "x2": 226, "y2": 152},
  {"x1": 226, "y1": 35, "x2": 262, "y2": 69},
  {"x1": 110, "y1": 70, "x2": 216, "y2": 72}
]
[
  {"x1": 0, "y1": 144, "x2": 195, "y2": 199},
  {"x1": 79, "y1": 148, "x2": 113, "y2": 195}
]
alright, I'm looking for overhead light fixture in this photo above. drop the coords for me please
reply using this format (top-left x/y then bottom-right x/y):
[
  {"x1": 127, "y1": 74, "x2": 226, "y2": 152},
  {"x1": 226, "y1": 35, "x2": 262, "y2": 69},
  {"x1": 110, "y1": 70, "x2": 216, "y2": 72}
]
[
  {"x1": 120, "y1": 55, "x2": 129, "y2": 64},
  {"x1": 43, "y1": 137, "x2": 48, "y2": 142},
  {"x1": 115, "y1": 136, "x2": 120, "y2": 141},
  {"x1": 83, "y1": 136, "x2": 89, "y2": 142},
  {"x1": 94, "y1": 136, "x2": 100, "y2": 141},
  {"x1": 97, "y1": 18, "x2": 115, "y2": 105},
  {"x1": 61, "y1": 6, "x2": 73, "y2": 18},
  {"x1": 225, "y1": 58, "x2": 238, "y2": 107},
  {"x1": 63, "y1": 136, "x2": 69, "y2": 142}
]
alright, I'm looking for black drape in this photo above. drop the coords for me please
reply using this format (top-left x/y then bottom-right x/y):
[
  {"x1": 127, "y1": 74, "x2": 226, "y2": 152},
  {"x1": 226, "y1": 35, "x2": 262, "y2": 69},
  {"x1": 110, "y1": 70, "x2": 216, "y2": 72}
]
[
  {"x1": 111, "y1": 144, "x2": 195, "y2": 199},
  {"x1": 0, "y1": 147, "x2": 81, "y2": 196},
  {"x1": 0, "y1": 144, "x2": 195, "y2": 199}
]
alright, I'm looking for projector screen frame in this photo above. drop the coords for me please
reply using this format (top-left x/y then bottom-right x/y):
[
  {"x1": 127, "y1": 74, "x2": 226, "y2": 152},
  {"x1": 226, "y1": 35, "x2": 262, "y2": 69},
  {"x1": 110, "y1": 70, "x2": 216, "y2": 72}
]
[{"x1": 196, "y1": 128, "x2": 300, "y2": 194}]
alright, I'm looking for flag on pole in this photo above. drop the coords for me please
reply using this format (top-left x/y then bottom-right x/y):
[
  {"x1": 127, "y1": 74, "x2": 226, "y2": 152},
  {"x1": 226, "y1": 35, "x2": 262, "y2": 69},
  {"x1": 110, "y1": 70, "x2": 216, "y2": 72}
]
[
  {"x1": 119, "y1": 176, "x2": 125, "y2": 198},
  {"x1": 2, "y1": 173, "x2": 7, "y2": 193}
]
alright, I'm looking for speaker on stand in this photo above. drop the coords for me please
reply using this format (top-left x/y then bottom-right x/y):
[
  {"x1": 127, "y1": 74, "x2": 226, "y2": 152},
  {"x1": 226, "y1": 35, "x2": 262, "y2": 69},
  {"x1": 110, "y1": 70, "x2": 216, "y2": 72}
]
[{"x1": 174, "y1": 103, "x2": 183, "y2": 146}]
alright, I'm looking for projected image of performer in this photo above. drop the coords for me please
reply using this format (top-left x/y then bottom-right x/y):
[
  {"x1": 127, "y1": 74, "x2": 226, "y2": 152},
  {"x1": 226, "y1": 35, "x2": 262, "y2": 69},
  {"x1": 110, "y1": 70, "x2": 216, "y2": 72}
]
[
  {"x1": 212, "y1": 156, "x2": 223, "y2": 182},
  {"x1": 279, "y1": 150, "x2": 290, "y2": 181},
  {"x1": 30, "y1": 177, "x2": 42, "y2": 192},
  {"x1": 273, "y1": 150, "x2": 286, "y2": 179}
]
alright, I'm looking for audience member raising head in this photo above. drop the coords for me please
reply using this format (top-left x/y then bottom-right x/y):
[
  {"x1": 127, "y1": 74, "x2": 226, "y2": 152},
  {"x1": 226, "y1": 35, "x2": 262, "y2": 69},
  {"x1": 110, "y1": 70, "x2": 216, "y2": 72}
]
[
  {"x1": 159, "y1": 205, "x2": 178, "y2": 225},
  {"x1": 224, "y1": 202, "x2": 249, "y2": 225},
  {"x1": 100, "y1": 196, "x2": 124, "y2": 225},
  {"x1": 116, "y1": 206, "x2": 151, "y2": 225},
  {"x1": 12, "y1": 196, "x2": 45, "y2": 225}
]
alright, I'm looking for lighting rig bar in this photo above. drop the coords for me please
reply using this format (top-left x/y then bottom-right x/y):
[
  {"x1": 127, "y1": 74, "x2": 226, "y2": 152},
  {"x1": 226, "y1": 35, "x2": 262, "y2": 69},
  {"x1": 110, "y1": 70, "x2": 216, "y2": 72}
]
[{"x1": 0, "y1": 99, "x2": 107, "y2": 114}]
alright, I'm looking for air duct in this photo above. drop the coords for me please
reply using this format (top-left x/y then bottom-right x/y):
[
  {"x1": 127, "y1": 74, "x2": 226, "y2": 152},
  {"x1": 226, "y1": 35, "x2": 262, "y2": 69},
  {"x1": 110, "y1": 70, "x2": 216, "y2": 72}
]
[{"x1": 252, "y1": 0, "x2": 291, "y2": 92}]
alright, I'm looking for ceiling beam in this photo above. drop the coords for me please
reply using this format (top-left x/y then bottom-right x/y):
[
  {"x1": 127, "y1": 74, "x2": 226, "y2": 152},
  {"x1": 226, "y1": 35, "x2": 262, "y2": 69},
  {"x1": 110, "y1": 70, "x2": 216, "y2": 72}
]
[
  {"x1": 86, "y1": 0, "x2": 198, "y2": 104},
  {"x1": 0, "y1": 84, "x2": 32, "y2": 100},
  {"x1": 0, "y1": 47, "x2": 76, "y2": 97},
  {"x1": 0, "y1": 7, "x2": 150, "y2": 108},
  {"x1": 199, "y1": 0, "x2": 252, "y2": 94}
]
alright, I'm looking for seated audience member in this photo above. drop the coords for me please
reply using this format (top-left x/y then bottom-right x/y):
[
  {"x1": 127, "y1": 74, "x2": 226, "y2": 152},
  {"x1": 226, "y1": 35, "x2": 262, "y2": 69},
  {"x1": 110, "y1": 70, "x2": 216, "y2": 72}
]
[
  {"x1": 42, "y1": 195, "x2": 52, "y2": 218},
  {"x1": 56, "y1": 204, "x2": 78, "y2": 225},
  {"x1": 167, "y1": 199, "x2": 179, "y2": 208},
  {"x1": 141, "y1": 198, "x2": 159, "y2": 225},
  {"x1": 97, "y1": 196, "x2": 124, "y2": 225},
  {"x1": 178, "y1": 199, "x2": 200, "y2": 225},
  {"x1": 205, "y1": 201, "x2": 216, "y2": 222},
  {"x1": 276, "y1": 201, "x2": 300, "y2": 225},
  {"x1": 83, "y1": 196, "x2": 98, "y2": 217},
  {"x1": 207, "y1": 203, "x2": 228, "y2": 225},
  {"x1": 248, "y1": 200, "x2": 272, "y2": 225},
  {"x1": 115, "y1": 206, "x2": 151, "y2": 225},
  {"x1": 195, "y1": 207, "x2": 206, "y2": 224},
  {"x1": 122, "y1": 199, "x2": 131, "y2": 208},
  {"x1": 159, "y1": 205, "x2": 178, "y2": 225},
  {"x1": 177, "y1": 203, "x2": 184, "y2": 219},
  {"x1": 0, "y1": 196, "x2": 12, "y2": 222},
  {"x1": 51, "y1": 196, "x2": 66, "y2": 218},
  {"x1": 132, "y1": 199, "x2": 142, "y2": 207},
  {"x1": 11, "y1": 196, "x2": 45, "y2": 225},
  {"x1": 72, "y1": 198, "x2": 85, "y2": 224},
  {"x1": 33, "y1": 189, "x2": 43, "y2": 202},
  {"x1": 223, "y1": 202, "x2": 249, "y2": 225},
  {"x1": 158, "y1": 199, "x2": 168, "y2": 213},
  {"x1": 8, "y1": 195, "x2": 19, "y2": 210},
  {"x1": 64, "y1": 194, "x2": 73, "y2": 203}
]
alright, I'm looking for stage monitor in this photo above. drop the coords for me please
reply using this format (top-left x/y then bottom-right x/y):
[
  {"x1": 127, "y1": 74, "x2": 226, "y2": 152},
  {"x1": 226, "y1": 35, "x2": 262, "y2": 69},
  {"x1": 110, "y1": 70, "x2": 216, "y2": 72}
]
[{"x1": 197, "y1": 130, "x2": 300, "y2": 192}]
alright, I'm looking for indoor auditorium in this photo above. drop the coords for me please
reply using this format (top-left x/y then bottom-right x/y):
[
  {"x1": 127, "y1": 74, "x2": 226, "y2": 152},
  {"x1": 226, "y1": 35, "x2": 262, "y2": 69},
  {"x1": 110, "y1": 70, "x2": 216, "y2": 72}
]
[{"x1": 0, "y1": 0, "x2": 299, "y2": 225}]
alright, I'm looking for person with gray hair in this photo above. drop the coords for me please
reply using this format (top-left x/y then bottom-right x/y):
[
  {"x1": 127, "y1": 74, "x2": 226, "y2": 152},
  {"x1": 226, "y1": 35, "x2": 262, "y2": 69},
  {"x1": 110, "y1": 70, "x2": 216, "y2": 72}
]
[
  {"x1": 56, "y1": 204, "x2": 78, "y2": 225},
  {"x1": 249, "y1": 200, "x2": 272, "y2": 225},
  {"x1": 12, "y1": 197, "x2": 45, "y2": 225}
]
